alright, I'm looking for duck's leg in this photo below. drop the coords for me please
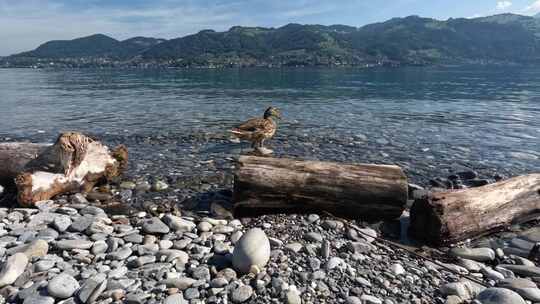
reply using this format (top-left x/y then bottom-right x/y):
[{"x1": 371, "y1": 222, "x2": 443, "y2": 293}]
[{"x1": 256, "y1": 139, "x2": 273, "y2": 155}]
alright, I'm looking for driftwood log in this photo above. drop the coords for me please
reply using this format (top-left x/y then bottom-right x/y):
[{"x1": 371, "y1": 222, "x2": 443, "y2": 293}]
[
  {"x1": 0, "y1": 132, "x2": 127, "y2": 207},
  {"x1": 409, "y1": 174, "x2": 540, "y2": 245},
  {"x1": 233, "y1": 156, "x2": 408, "y2": 220}
]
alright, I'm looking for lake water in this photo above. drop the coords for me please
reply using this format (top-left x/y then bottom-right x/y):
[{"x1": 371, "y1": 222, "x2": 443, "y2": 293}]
[{"x1": 0, "y1": 66, "x2": 538, "y2": 185}]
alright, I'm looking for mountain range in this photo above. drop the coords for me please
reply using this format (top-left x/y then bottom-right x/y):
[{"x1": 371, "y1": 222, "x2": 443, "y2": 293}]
[{"x1": 4, "y1": 13, "x2": 540, "y2": 67}]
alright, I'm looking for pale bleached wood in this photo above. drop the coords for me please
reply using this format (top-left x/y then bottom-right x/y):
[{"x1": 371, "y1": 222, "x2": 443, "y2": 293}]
[
  {"x1": 0, "y1": 132, "x2": 127, "y2": 206},
  {"x1": 233, "y1": 156, "x2": 408, "y2": 220},
  {"x1": 409, "y1": 174, "x2": 540, "y2": 245}
]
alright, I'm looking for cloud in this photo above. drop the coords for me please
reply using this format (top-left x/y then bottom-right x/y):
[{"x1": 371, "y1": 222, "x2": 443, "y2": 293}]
[
  {"x1": 522, "y1": 0, "x2": 540, "y2": 14},
  {"x1": 467, "y1": 13, "x2": 484, "y2": 19},
  {"x1": 0, "y1": 0, "x2": 359, "y2": 56},
  {"x1": 496, "y1": 1, "x2": 512, "y2": 10}
]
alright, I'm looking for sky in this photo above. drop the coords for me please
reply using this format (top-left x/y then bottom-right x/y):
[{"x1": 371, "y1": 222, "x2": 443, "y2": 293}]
[{"x1": 1, "y1": 0, "x2": 540, "y2": 56}]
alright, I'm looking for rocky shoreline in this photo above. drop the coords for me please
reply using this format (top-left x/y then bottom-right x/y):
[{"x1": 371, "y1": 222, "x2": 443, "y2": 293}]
[
  {"x1": 1, "y1": 178, "x2": 540, "y2": 304},
  {"x1": 0, "y1": 131, "x2": 538, "y2": 304}
]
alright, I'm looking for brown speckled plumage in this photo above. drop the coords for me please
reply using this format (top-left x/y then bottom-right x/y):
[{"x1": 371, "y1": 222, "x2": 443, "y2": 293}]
[{"x1": 231, "y1": 107, "x2": 280, "y2": 150}]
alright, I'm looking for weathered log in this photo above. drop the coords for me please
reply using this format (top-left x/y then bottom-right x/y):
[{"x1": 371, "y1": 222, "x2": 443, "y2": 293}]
[
  {"x1": 233, "y1": 156, "x2": 408, "y2": 220},
  {"x1": 0, "y1": 132, "x2": 127, "y2": 207},
  {"x1": 409, "y1": 174, "x2": 540, "y2": 246}
]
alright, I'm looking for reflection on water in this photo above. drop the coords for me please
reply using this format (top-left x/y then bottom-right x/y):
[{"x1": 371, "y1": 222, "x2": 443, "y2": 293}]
[{"x1": 0, "y1": 66, "x2": 538, "y2": 175}]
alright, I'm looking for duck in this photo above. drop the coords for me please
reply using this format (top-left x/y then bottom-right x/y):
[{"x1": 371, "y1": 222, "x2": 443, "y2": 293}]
[{"x1": 231, "y1": 106, "x2": 281, "y2": 154}]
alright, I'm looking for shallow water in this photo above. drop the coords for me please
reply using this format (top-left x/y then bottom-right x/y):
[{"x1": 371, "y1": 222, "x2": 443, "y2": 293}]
[{"x1": 0, "y1": 66, "x2": 538, "y2": 184}]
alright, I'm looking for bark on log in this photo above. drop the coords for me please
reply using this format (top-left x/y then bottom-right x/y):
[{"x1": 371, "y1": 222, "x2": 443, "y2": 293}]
[
  {"x1": 0, "y1": 132, "x2": 128, "y2": 207},
  {"x1": 409, "y1": 174, "x2": 540, "y2": 246},
  {"x1": 233, "y1": 156, "x2": 408, "y2": 220}
]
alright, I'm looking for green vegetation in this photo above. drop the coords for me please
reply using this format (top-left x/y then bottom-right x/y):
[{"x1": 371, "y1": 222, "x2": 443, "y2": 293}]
[{"x1": 5, "y1": 13, "x2": 540, "y2": 68}]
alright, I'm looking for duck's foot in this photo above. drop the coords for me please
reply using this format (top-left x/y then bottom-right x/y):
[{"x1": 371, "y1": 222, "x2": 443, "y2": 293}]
[{"x1": 254, "y1": 147, "x2": 273, "y2": 155}]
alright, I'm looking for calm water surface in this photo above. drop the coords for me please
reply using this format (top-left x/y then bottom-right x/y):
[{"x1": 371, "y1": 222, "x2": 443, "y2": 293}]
[{"x1": 0, "y1": 67, "x2": 538, "y2": 182}]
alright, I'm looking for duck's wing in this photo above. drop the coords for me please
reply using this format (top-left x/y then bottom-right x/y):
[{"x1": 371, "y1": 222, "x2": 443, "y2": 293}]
[{"x1": 233, "y1": 118, "x2": 266, "y2": 132}]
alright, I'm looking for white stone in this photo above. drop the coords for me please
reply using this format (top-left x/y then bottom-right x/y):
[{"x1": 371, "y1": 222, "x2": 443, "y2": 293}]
[
  {"x1": 450, "y1": 247, "x2": 495, "y2": 262},
  {"x1": 164, "y1": 293, "x2": 188, "y2": 304},
  {"x1": 440, "y1": 280, "x2": 485, "y2": 300},
  {"x1": 0, "y1": 253, "x2": 28, "y2": 287},
  {"x1": 162, "y1": 215, "x2": 195, "y2": 232},
  {"x1": 390, "y1": 263, "x2": 405, "y2": 275},
  {"x1": 47, "y1": 273, "x2": 80, "y2": 299},
  {"x1": 232, "y1": 228, "x2": 270, "y2": 274}
]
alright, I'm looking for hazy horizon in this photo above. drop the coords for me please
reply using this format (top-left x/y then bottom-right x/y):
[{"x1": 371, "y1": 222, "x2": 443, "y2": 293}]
[{"x1": 1, "y1": 0, "x2": 540, "y2": 56}]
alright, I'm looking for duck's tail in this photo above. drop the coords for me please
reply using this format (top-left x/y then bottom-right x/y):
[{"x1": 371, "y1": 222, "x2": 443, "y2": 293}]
[{"x1": 230, "y1": 128, "x2": 252, "y2": 140}]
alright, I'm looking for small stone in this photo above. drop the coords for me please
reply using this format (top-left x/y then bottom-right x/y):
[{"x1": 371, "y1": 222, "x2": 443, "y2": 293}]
[
  {"x1": 23, "y1": 295, "x2": 54, "y2": 304},
  {"x1": 210, "y1": 277, "x2": 228, "y2": 288},
  {"x1": 164, "y1": 293, "x2": 187, "y2": 304},
  {"x1": 321, "y1": 240, "x2": 331, "y2": 259},
  {"x1": 498, "y1": 264, "x2": 540, "y2": 277},
  {"x1": 309, "y1": 258, "x2": 321, "y2": 270},
  {"x1": 232, "y1": 285, "x2": 253, "y2": 303},
  {"x1": 326, "y1": 257, "x2": 343, "y2": 270},
  {"x1": 231, "y1": 231, "x2": 243, "y2": 244},
  {"x1": 162, "y1": 215, "x2": 195, "y2": 232},
  {"x1": 120, "y1": 181, "x2": 136, "y2": 190},
  {"x1": 92, "y1": 240, "x2": 108, "y2": 255},
  {"x1": 346, "y1": 296, "x2": 362, "y2": 304},
  {"x1": 111, "y1": 289, "x2": 126, "y2": 301},
  {"x1": 78, "y1": 273, "x2": 107, "y2": 303},
  {"x1": 56, "y1": 239, "x2": 94, "y2": 250},
  {"x1": 135, "y1": 181, "x2": 152, "y2": 192},
  {"x1": 69, "y1": 216, "x2": 94, "y2": 232},
  {"x1": 35, "y1": 260, "x2": 55, "y2": 272},
  {"x1": 108, "y1": 247, "x2": 133, "y2": 260},
  {"x1": 440, "y1": 280, "x2": 485, "y2": 300},
  {"x1": 184, "y1": 288, "x2": 200, "y2": 300},
  {"x1": 53, "y1": 215, "x2": 72, "y2": 232},
  {"x1": 360, "y1": 294, "x2": 382, "y2": 304},
  {"x1": 0, "y1": 253, "x2": 28, "y2": 287},
  {"x1": 192, "y1": 266, "x2": 210, "y2": 281},
  {"x1": 476, "y1": 287, "x2": 526, "y2": 304},
  {"x1": 497, "y1": 278, "x2": 540, "y2": 301},
  {"x1": 285, "y1": 243, "x2": 303, "y2": 253},
  {"x1": 232, "y1": 228, "x2": 270, "y2": 274},
  {"x1": 72, "y1": 193, "x2": 88, "y2": 204},
  {"x1": 307, "y1": 214, "x2": 320, "y2": 223},
  {"x1": 357, "y1": 228, "x2": 377, "y2": 243},
  {"x1": 153, "y1": 180, "x2": 169, "y2": 191},
  {"x1": 481, "y1": 267, "x2": 505, "y2": 281},
  {"x1": 390, "y1": 263, "x2": 405, "y2": 275},
  {"x1": 163, "y1": 276, "x2": 196, "y2": 290},
  {"x1": 305, "y1": 232, "x2": 323, "y2": 243},
  {"x1": 450, "y1": 247, "x2": 496, "y2": 262},
  {"x1": 355, "y1": 277, "x2": 371, "y2": 287},
  {"x1": 160, "y1": 240, "x2": 173, "y2": 249},
  {"x1": 47, "y1": 273, "x2": 80, "y2": 299},
  {"x1": 445, "y1": 295, "x2": 463, "y2": 304},
  {"x1": 321, "y1": 220, "x2": 344, "y2": 230},
  {"x1": 286, "y1": 288, "x2": 302, "y2": 304},
  {"x1": 87, "y1": 221, "x2": 113, "y2": 235},
  {"x1": 198, "y1": 222, "x2": 212, "y2": 232},
  {"x1": 15, "y1": 239, "x2": 49, "y2": 259},
  {"x1": 142, "y1": 217, "x2": 170, "y2": 234}
]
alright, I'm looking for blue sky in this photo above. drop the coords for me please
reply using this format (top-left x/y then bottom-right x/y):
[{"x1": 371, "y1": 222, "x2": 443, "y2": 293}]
[{"x1": 1, "y1": 0, "x2": 540, "y2": 56}]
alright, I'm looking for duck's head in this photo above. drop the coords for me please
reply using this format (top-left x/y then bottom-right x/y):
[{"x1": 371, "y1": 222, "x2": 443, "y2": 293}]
[{"x1": 263, "y1": 106, "x2": 281, "y2": 119}]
